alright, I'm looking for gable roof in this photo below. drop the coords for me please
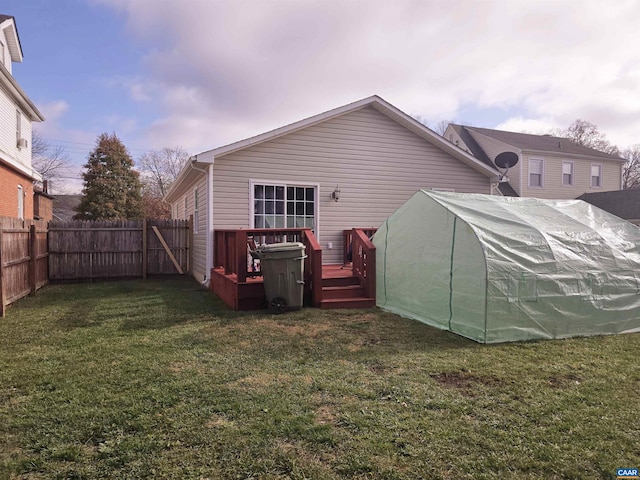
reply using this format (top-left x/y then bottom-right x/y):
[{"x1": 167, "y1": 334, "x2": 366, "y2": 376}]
[
  {"x1": 0, "y1": 14, "x2": 23, "y2": 62},
  {"x1": 203, "y1": 97, "x2": 500, "y2": 176},
  {"x1": 454, "y1": 124, "x2": 624, "y2": 162},
  {"x1": 578, "y1": 190, "x2": 640, "y2": 221},
  {"x1": 167, "y1": 96, "x2": 500, "y2": 202}
]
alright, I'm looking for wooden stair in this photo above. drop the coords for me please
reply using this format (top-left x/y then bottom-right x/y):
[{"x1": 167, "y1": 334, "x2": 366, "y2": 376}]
[{"x1": 319, "y1": 266, "x2": 375, "y2": 309}]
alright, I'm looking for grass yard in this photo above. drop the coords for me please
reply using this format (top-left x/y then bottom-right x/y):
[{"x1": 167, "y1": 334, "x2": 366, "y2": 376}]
[{"x1": 0, "y1": 278, "x2": 638, "y2": 479}]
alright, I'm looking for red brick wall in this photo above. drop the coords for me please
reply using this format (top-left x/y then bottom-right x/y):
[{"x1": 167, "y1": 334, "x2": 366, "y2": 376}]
[{"x1": 0, "y1": 164, "x2": 34, "y2": 219}]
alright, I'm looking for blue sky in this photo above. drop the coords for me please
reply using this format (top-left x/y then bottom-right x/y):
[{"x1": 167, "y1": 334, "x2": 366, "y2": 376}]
[{"x1": 5, "y1": 0, "x2": 640, "y2": 193}]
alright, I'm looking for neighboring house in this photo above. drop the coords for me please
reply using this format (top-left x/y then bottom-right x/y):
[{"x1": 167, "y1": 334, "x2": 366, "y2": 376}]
[
  {"x1": 51, "y1": 194, "x2": 82, "y2": 222},
  {"x1": 444, "y1": 124, "x2": 625, "y2": 199},
  {"x1": 578, "y1": 190, "x2": 640, "y2": 226},
  {"x1": 0, "y1": 14, "x2": 45, "y2": 219},
  {"x1": 165, "y1": 95, "x2": 500, "y2": 285}
]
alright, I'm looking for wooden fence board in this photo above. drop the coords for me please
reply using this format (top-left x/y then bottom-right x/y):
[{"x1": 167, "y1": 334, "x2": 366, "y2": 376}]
[
  {"x1": 0, "y1": 217, "x2": 49, "y2": 316},
  {"x1": 48, "y1": 219, "x2": 190, "y2": 281}
]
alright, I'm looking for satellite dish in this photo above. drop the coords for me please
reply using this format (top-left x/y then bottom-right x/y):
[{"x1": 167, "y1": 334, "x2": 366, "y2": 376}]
[
  {"x1": 494, "y1": 152, "x2": 519, "y2": 182},
  {"x1": 494, "y1": 151, "x2": 519, "y2": 169}
]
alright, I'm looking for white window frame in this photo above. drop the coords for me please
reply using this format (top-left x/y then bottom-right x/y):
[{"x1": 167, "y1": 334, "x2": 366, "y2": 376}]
[
  {"x1": 528, "y1": 158, "x2": 544, "y2": 188},
  {"x1": 562, "y1": 161, "x2": 574, "y2": 186},
  {"x1": 249, "y1": 179, "x2": 320, "y2": 236},
  {"x1": 591, "y1": 163, "x2": 603, "y2": 188},
  {"x1": 17, "y1": 185, "x2": 24, "y2": 219},
  {"x1": 16, "y1": 110, "x2": 22, "y2": 147},
  {"x1": 193, "y1": 187, "x2": 199, "y2": 234}
]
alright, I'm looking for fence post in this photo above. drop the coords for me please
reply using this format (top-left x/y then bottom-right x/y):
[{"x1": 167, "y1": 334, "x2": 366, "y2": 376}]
[
  {"x1": 142, "y1": 218, "x2": 148, "y2": 280},
  {"x1": 0, "y1": 226, "x2": 4, "y2": 317},
  {"x1": 29, "y1": 223, "x2": 37, "y2": 295}
]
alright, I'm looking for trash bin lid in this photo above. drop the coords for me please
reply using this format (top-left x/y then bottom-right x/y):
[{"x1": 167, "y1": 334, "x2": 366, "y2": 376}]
[{"x1": 258, "y1": 242, "x2": 305, "y2": 253}]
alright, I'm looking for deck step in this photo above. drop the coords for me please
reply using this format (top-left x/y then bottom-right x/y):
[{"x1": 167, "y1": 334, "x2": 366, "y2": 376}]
[
  {"x1": 322, "y1": 284, "x2": 366, "y2": 299},
  {"x1": 322, "y1": 275, "x2": 361, "y2": 287},
  {"x1": 319, "y1": 297, "x2": 376, "y2": 309}
]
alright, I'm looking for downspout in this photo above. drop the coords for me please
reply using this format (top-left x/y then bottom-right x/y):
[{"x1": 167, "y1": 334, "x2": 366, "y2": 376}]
[{"x1": 188, "y1": 155, "x2": 214, "y2": 288}]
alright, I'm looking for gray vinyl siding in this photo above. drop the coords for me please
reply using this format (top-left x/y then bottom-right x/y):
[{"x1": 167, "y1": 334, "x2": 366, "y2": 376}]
[
  {"x1": 192, "y1": 178, "x2": 207, "y2": 282},
  {"x1": 212, "y1": 106, "x2": 491, "y2": 264},
  {"x1": 172, "y1": 175, "x2": 208, "y2": 282}
]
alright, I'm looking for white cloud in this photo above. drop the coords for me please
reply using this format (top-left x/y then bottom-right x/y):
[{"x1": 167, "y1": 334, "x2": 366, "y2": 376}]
[{"x1": 94, "y1": 0, "x2": 640, "y2": 152}]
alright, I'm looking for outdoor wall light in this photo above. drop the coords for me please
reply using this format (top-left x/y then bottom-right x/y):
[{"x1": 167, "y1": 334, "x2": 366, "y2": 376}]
[{"x1": 331, "y1": 185, "x2": 341, "y2": 202}]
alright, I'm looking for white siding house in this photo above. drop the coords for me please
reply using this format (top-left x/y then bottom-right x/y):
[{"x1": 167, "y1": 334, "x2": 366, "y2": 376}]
[
  {"x1": 166, "y1": 96, "x2": 499, "y2": 284},
  {"x1": 0, "y1": 14, "x2": 44, "y2": 219}
]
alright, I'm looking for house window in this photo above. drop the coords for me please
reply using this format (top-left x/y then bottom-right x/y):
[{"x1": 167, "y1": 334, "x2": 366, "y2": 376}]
[
  {"x1": 529, "y1": 159, "x2": 544, "y2": 188},
  {"x1": 591, "y1": 164, "x2": 602, "y2": 188},
  {"x1": 562, "y1": 161, "x2": 574, "y2": 186},
  {"x1": 17, "y1": 185, "x2": 24, "y2": 219},
  {"x1": 252, "y1": 182, "x2": 316, "y2": 230},
  {"x1": 16, "y1": 110, "x2": 22, "y2": 147},
  {"x1": 193, "y1": 187, "x2": 199, "y2": 234}
]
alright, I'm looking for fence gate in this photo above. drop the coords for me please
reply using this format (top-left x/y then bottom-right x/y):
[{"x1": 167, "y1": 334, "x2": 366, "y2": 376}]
[{"x1": 48, "y1": 219, "x2": 191, "y2": 281}]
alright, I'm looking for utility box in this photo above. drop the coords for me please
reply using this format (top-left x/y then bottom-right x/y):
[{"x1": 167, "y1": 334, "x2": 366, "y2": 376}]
[{"x1": 252, "y1": 242, "x2": 306, "y2": 313}]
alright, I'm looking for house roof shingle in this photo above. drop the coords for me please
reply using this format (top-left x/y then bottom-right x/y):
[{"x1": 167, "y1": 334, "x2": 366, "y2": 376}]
[
  {"x1": 577, "y1": 190, "x2": 640, "y2": 221},
  {"x1": 458, "y1": 125, "x2": 624, "y2": 161}
]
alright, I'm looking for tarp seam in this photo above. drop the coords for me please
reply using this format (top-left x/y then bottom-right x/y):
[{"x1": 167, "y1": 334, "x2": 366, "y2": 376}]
[{"x1": 448, "y1": 216, "x2": 457, "y2": 330}]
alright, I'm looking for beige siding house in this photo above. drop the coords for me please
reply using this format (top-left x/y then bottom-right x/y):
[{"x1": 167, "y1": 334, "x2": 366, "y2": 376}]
[
  {"x1": 445, "y1": 124, "x2": 625, "y2": 199},
  {"x1": 166, "y1": 96, "x2": 499, "y2": 284}
]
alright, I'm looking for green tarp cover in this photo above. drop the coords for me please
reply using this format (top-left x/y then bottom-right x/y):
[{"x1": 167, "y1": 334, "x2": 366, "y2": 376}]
[{"x1": 374, "y1": 190, "x2": 640, "y2": 343}]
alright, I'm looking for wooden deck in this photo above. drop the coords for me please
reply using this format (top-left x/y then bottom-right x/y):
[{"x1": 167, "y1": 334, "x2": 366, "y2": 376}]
[{"x1": 210, "y1": 228, "x2": 376, "y2": 311}]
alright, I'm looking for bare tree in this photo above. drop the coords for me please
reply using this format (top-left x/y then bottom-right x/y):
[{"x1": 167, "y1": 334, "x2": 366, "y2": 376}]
[
  {"x1": 622, "y1": 144, "x2": 640, "y2": 190},
  {"x1": 138, "y1": 147, "x2": 190, "y2": 198},
  {"x1": 561, "y1": 119, "x2": 621, "y2": 156},
  {"x1": 31, "y1": 131, "x2": 72, "y2": 192}
]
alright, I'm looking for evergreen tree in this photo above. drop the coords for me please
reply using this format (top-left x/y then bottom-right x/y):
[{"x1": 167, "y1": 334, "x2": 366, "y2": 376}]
[{"x1": 75, "y1": 133, "x2": 143, "y2": 220}]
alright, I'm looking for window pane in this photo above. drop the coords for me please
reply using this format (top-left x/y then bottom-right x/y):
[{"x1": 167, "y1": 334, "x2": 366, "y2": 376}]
[
  {"x1": 563, "y1": 174, "x2": 572, "y2": 185},
  {"x1": 255, "y1": 216, "x2": 264, "y2": 228},
  {"x1": 255, "y1": 185, "x2": 264, "y2": 199},
  {"x1": 275, "y1": 216, "x2": 285, "y2": 228},
  {"x1": 305, "y1": 188, "x2": 314, "y2": 201},
  {"x1": 265, "y1": 185, "x2": 275, "y2": 199},
  {"x1": 276, "y1": 186, "x2": 285, "y2": 200},
  {"x1": 287, "y1": 202, "x2": 294, "y2": 215},
  {"x1": 296, "y1": 202, "x2": 304, "y2": 215},
  {"x1": 276, "y1": 200, "x2": 284, "y2": 215},
  {"x1": 255, "y1": 200, "x2": 264, "y2": 214},
  {"x1": 305, "y1": 202, "x2": 314, "y2": 216},
  {"x1": 287, "y1": 187, "x2": 294, "y2": 200},
  {"x1": 296, "y1": 188, "x2": 304, "y2": 200},
  {"x1": 530, "y1": 159, "x2": 543, "y2": 174},
  {"x1": 287, "y1": 216, "x2": 295, "y2": 228},
  {"x1": 530, "y1": 174, "x2": 541, "y2": 187},
  {"x1": 562, "y1": 162, "x2": 572, "y2": 175},
  {"x1": 265, "y1": 201, "x2": 274, "y2": 214}
]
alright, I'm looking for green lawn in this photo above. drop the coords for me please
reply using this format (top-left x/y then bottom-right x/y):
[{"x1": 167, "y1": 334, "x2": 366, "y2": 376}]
[{"x1": 1, "y1": 278, "x2": 638, "y2": 479}]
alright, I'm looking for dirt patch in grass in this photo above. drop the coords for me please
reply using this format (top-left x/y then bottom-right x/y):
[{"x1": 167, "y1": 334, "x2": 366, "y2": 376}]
[
  {"x1": 430, "y1": 371, "x2": 505, "y2": 396},
  {"x1": 548, "y1": 373, "x2": 582, "y2": 388}
]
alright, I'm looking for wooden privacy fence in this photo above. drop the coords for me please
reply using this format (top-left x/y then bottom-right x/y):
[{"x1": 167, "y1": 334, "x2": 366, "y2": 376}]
[
  {"x1": 48, "y1": 219, "x2": 192, "y2": 281},
  {"x1": 0, "y1": 217, "x2": 49, "y2": 317}
]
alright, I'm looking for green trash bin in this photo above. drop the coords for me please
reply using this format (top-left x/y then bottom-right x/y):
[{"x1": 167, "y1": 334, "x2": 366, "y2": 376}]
[{"x1": 252, "y1": 242, "x2": 307, "y2": 314}]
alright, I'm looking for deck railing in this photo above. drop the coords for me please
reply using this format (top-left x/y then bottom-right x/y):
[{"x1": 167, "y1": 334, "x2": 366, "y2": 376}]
[
  {"x1": 342, "y1": 228, "x2": 377, "y2": 265},
  {"x1": 344, "y1": 228, "x2": 377, "y2": 301},
  {"x1": 213, "y1": 228, "x2": 323, "y2": 305}
]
